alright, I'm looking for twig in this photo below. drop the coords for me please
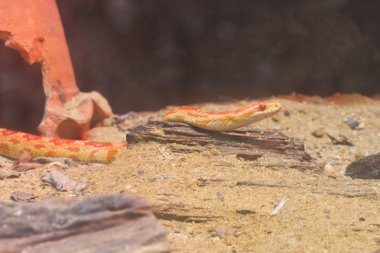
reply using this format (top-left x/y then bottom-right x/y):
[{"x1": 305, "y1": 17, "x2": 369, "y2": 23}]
[{"x1": 271, "y1": 196, "x2": 289, "y2": 215}]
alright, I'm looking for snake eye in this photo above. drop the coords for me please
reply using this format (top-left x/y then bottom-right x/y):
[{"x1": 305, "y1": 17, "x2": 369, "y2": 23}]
[{"x1": 258, "y1": 104, "x2": 266, "y2": 111}]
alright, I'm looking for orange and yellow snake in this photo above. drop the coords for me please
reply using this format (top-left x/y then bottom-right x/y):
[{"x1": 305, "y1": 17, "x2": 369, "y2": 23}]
[{"x1": 0, "y1": 102, "x2": 281, "y2": 163}]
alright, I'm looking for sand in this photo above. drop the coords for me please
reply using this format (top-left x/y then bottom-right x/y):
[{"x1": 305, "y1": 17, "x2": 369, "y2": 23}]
[{"x1": 0, "y1": 94, "x2": 379, "y2": 253}]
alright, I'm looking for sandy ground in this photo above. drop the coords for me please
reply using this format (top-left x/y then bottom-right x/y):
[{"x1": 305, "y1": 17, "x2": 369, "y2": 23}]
[{"x1": 0, "y1": 95, "x2": 379, "y2": 253}]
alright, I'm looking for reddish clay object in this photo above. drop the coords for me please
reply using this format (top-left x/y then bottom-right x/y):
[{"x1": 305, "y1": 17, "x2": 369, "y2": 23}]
[{"x1": 0, "y1": 0, "x2": 113, "y2": 138}]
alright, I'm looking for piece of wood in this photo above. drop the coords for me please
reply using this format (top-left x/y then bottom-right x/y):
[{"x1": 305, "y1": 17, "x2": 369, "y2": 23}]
[
  {"x1": 10, "y1": 191, "x2": 36, "y2": 202},
  {"x1": 126, "y1": 121, "x2": 318, "y2": 171},
  {"x1": 0, "y1": 193, "x2": 170, "y2": 253},
  {"x1": 42, "y1": 170, "x2": 87, "y2": 192}
]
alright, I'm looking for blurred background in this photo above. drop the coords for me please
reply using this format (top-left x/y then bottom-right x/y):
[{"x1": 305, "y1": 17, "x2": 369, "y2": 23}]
[{"x1": 1, "y1": 0, "x2": 380, "y2": 132}]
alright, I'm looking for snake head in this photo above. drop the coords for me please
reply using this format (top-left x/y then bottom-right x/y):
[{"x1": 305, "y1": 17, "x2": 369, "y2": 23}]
[{"x1": 258, "y1": 101, "x2": 282, "y2": 114}]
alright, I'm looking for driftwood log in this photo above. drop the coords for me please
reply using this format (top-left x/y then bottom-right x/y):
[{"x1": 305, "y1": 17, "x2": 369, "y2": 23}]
[
  {"x1": 0, "y1": 193, "x2": 170, "y2": 253},
  {"x1": 126, "y1": 121, "x2": 318, "y2": 171}
]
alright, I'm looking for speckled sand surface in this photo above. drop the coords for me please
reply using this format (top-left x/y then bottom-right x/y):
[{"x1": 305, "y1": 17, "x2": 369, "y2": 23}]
[{"x1": 0, "y1": 94, "x2": 379, "y2": 252}]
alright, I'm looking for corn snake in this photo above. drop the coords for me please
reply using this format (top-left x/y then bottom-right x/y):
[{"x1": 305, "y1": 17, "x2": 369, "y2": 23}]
[{"x1": 0, "y1": 102, "x2": 281, "y2": 163}]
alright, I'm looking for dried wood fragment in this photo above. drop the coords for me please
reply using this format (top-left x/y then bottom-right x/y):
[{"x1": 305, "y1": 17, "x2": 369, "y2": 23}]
[
  {"x1": 0, "y1": 193, "x2": 170, "y2": 253},
  {"x1": 327, "y1": 133, "x2": 354, "y2": 146},
  {"x1": 236, "y1": 181, "x2": 291, "y2": 188},
  {"x1": 42, "y1": 170, "x2": 86, "y2": 192},
  {"x1": 127, "y1": 121, "x2": 317, "y2": 171},
  {"x1": 10, "y1": 191, "x2": 36, "y2": 202},
  {"x1": 271, "y1": 196, "x2": 289, "y2": 215}
]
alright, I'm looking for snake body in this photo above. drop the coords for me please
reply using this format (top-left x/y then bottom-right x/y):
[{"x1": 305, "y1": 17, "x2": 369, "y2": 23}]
[
  {"x1": 0, "y1": 128, "x2": 127, "y2": 163},
  {"x1": 161, "y1": 102, "x2": 281, "y2": 131},
  {"x1": 0, "y1": 102, "x2": 281, "y2": 163}
]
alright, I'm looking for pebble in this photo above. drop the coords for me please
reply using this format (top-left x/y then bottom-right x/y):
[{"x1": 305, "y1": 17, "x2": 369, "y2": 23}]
[
  {"x1": 216, "y1": 192, "x2": 224, "y2": 201},
  {"x1": 344, "y1": 117, "x2": 360, "y2": 130},
  {"x1": 272, "y1": 116, "x2": 280, "y2": 122},
  {"x1": 210, "y1": 226, "x2": 236, "y2": 239},
  {"x1": 356, "y1": 122, "x2": 365, "y2": 130},
  {"x1": 312, "y1": 128, "x2": 326, "y2": 138},
  {"x1": 323, "y1": 163, "x2": 340, "y2": 178}
]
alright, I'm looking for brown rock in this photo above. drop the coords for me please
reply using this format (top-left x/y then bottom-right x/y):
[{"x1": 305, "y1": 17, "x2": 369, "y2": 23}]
[{"x1": 312, "y1": 128, "x2": 326, "y2": 138}]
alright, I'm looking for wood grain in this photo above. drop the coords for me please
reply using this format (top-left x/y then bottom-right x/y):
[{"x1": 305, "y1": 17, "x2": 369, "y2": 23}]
[
  {"x1": 127, "y1": 121, "x2": 318, "y2": 171},
  {"x1": 0, "y1": 193, "x2": 170, "y2": 253}
]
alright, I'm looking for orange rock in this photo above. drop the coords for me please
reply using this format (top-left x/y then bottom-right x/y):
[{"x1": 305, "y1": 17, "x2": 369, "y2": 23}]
[{"x1": 0, "y1": 0, "x2": 113, "y2": 139}]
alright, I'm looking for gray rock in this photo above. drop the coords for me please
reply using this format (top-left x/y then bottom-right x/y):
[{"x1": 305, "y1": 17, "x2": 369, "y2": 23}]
[
  {"x1": 344, "y1": 117, "x2": 360, "y2": 130},
  {"x1": 345, "y1": 152, "x2": 380, "y2": 179}
]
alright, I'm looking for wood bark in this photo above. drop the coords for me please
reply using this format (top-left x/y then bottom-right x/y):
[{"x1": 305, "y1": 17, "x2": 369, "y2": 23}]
[
  {"x1": 0, "y1": 193, "x2": 170, "y2": 253},
  {"x1": 127, "y1": 121, "x2": 318, "y2": 171}
]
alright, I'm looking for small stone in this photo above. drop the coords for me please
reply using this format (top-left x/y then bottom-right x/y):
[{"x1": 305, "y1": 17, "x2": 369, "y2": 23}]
[
  {"x1": 312, "y1": 128, "x2": 326, "y2": 138},
  {"x1": 323, "y1": 163, "x2": 340, "y2": 178},
  {"x1": 271, "y1": 116, "x2": 280, "y2": 122},
  {"x1": 124, "y1": 184, "x2": 134, "y2": 190},
  {"x1": 210, "y1": 227, "x2": 235, "y2": 239},
  {"x1": 292, "y1": 223, "x2": 302, "y2": 230},
  {"x1": 284, "y1": 110, "x2": 290, "y2": 117},
  {"x1": 356, "y1": 122, "x2": 365, "y2": 130},
  {"x1": 216, "y1": 192, "x2": 224, "y2": 201},
  {"x1": 344, "y1": 117, "x2": 360, "y2": 130}
]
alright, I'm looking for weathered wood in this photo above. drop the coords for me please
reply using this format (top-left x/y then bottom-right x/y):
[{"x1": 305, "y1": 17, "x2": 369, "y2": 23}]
[
  {"x1": 10, "y1": 191, "x2": 36, "y2": 202},
  {"x1": 0, "y1": 193, "x2": 170, "y2": 253},
  {"x1": 42, "y1": 170, "x2": 87, "y2": 192},
  {"x1": 126, "y1": 121, "x2": 318, "y2": 171}
]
